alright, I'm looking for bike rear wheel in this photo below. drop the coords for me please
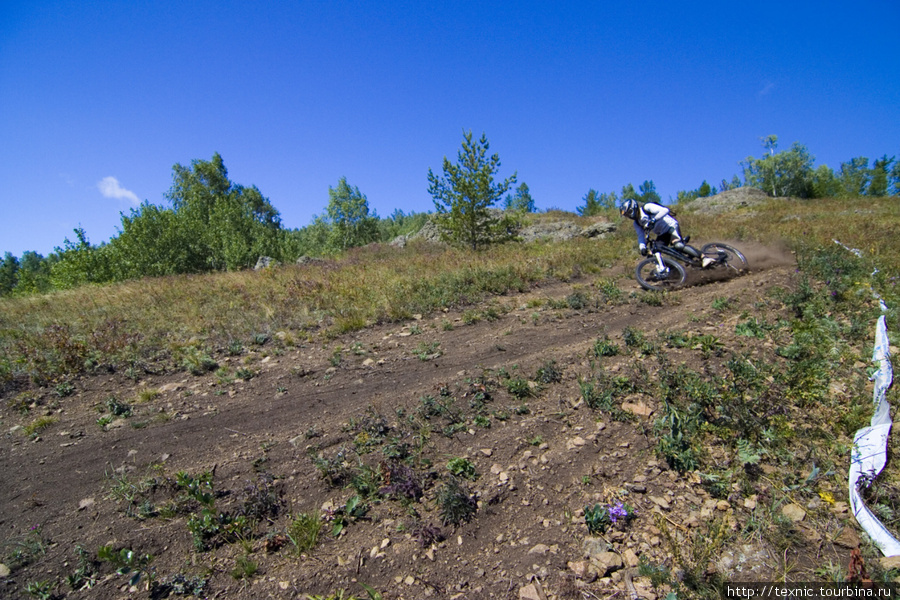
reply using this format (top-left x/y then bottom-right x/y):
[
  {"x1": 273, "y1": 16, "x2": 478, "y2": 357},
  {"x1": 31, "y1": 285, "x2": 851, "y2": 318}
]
[
  {"x1": 635, "y1": 256, "x2": 687, "y2": 291},
  {"x1": 700, "y1": 243, "x2": 748, "y2": 272}
]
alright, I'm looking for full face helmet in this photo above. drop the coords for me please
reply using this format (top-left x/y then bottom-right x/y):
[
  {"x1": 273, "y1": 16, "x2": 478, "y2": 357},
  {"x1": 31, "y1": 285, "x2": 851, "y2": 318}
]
[{"x1": 620, "y1": 199, "x2": 639, "y2": 220}]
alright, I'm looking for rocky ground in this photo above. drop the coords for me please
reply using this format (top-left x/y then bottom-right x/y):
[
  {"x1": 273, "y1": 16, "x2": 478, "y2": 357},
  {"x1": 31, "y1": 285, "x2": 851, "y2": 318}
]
[{"x1": 0, "y1": 240, "x2": 874, "y2": 600}]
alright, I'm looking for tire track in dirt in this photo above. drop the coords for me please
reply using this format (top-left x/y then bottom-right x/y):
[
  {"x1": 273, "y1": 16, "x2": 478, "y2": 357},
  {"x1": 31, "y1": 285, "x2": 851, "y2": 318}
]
[{"x1": 0, "y1": 262, "x2": 793, "y2": 536}]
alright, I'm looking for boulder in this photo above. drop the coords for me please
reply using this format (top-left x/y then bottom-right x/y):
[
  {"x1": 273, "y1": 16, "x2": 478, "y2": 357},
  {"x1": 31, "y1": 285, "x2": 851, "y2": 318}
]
[
  {"x1": 581, "y1": 221, "x2": 617, "y2": 238},
  {"x1": 518, "y1": 221, "x2": 582, "y2": 243},
  {"x1": 254, "y1": 256, "x2": 279, "y2": 270}
]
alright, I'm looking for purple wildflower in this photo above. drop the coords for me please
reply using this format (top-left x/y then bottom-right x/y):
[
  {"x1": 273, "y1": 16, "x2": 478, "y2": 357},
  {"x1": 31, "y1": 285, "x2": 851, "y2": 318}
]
[{"x1": 607, "y1": 502, "x2": 629, "y2": 523}]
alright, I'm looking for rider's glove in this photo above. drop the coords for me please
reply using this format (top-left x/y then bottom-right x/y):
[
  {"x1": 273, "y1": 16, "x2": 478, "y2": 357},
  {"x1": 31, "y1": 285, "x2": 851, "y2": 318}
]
[
  {"x1": 639, "y1": 244, "x2": 648, "y2": 256},
  {"x1": 646, "y1": 218, "x2": 656, "y2": 229}
]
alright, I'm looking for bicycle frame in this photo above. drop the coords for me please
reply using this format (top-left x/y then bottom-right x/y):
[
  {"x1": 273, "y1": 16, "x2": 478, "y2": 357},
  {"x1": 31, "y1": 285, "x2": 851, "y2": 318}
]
[{"x1": 647, "y1": 239, "x2": 699, "y2": 269}]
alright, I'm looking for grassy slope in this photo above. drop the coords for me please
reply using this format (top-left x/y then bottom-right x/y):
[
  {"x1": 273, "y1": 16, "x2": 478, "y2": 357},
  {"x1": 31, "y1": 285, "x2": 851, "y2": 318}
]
[
  {"x1": 1, "y1": 197, "x2": 897, "y2": 390},
  {"x1": 2, "y1": 196, "x2": 900, "y2": 598}
]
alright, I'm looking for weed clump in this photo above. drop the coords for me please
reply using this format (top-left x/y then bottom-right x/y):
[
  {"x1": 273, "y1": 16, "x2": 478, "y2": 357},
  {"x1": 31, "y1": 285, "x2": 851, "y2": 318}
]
[{"x1": 436, "y1": 477, "x2": 477, "y2": 526}]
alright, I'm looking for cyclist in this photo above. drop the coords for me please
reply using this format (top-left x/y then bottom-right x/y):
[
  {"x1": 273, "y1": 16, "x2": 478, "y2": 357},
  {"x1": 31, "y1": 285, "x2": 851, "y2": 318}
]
[{"x1": 619, "y1": 199, "x2": 713, "y2": 267}]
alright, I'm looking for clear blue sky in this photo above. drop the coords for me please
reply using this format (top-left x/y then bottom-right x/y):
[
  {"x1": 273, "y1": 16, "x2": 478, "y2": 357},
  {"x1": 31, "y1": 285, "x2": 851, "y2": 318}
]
[{"x1": 2, "y1": 1, "x2": 898, "y2": 257}]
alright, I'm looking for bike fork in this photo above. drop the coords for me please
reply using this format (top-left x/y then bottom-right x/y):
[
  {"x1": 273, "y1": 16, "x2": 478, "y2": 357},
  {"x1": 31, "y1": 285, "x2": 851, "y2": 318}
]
[{"x1": 654, "y1": 253, "x2": 667, "y2": 272}]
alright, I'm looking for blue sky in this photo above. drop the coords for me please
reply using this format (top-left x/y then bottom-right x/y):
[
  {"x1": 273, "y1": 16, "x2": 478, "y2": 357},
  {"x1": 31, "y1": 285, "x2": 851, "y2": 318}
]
[{"x1": 2, "y1": 1, "x2": 898, "y2": 257}]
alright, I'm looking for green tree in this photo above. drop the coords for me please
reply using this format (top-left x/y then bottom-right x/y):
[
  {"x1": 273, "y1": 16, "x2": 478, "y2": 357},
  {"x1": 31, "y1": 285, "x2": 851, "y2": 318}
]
[
  {"x1": 577, "y1": 189, "x2": 617, "y2": 216},
  {"x1": 578, "y1": 189, "x2": 602, "y2": 216},
  {"x1": 110, "y1": 202, "x2": 190, "y2": 278},
  {"x1": 621, "y1": 183, "x2": 639, "y2": 202},
  {"x1": 742, "y1": 135, "x2": 814, "y2": 197},
  {"x1": 720, "y1": 175, "x2": 743, "y2": 192},
  {"x1": 811, "y1": 164, "x2": 840, "y2": 198},
  {"x1": 376, "y1": 209, "x2": 430, "y2": 242},
  {"x1": 427, "y1": 131, "x2": 517, "y2": 250},
  {"x1": 0, "y1": 252, "x2": 19, "y2": 296},
  {"x1": 325, "y1": 177, "x2": 379, "y2": 251},
  {"x1": 15, "y1": 251, "x2": 53, "y2": 294},
  {"x1": 621, "y1": 181, "x2": 660, "y2": 203},
  {"x1": 50, "y1": 228, "x2": 115, "y2": 289},
  {"x1": 504, "y1": 182, "x2": 536, "y2": 213},
  {"x1": 868, "y1": 155, "x2": 894, "y2": 197},
  {"x1": 165, "y1": 153, "x2": 283, "y2": 271},
  {"x1": 639, "y1": 180, "x2": 661, "y2": 204},
  {"x1": 891, "y1": 160, "x2": 900, "y2": 196},
  {"x1": 282, "y1": 216, "x2": 331, "y2": 260},
  {"x1": 837, "y1": 157, "x2": 870, "y2": 198}
]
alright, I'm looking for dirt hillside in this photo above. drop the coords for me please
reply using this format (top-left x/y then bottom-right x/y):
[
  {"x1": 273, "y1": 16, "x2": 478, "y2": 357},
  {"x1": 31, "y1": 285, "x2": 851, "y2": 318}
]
[{"x1": 1, "y1": 241, "x2": 866, "y2": 600}]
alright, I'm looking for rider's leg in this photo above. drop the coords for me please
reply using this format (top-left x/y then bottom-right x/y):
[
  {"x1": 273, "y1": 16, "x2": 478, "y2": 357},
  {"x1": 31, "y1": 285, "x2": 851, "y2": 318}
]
[{"x1": 670, "y1": 226, "x2": 703, "y2": 260}]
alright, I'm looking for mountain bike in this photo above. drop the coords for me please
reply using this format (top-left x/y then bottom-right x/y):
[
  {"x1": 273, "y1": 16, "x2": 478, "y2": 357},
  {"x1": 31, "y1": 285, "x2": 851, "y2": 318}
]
[{"x1": 635, "y1": 238, "x2": 748, "y2": 291}]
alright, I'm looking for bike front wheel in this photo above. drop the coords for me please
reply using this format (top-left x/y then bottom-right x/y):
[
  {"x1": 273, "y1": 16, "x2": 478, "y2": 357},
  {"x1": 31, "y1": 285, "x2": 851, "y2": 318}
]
[
  {"x1": 635, "y1": 256, "x2": 687, "y2": 291},
  {"x1": 700, "y1": 243, "x2": 748, "y2": 272}
]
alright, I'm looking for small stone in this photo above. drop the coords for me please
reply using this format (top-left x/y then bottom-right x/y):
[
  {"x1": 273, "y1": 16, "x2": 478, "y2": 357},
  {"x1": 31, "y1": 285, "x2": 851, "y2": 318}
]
[
  {"x1": 621, "y1": 400, "x2": 653, "y2": 417},
  {"x1": 405, "y1": 576, "x2": 415, "y2": 585},
  {"x1": 568, "y1": 560, "x2": 596, "y2": 582},
  {"x1": 78, "y1": 497, "x2": 95, "y2": 511},
  {"x1": 279, "y1": 581, "x2": 290, "y2": 590},
  {"x1": 590, "y1": 551, "x2": 624, "y2": 577},
  {"x1": 567, "y1": 437, "x2": 586, "y2": 450},
  {"x1": 782, "y1": 504, "x2": 806, "y2": 522},
  {"x1": 480, "y1": 448, "x2": 493, "y2": 457},
  {"x1": 381, "y1": 538, "x2": 391, "y2": 549},
  {"x1": 833, "y1": 527, "x2": 861, "y2": 549},
  {"x1": 649, "y1": 496, "x2": 670, "y2": 510},
  {"x1": 743, "y1": 497, "x2": 757, "y2": 510},
  {"x1": 362, "y1": 358, "x2": 375, "y2": 367},
  {"x1": 716, "y1": 500, "x2": 731, "y2": 511},
  {"x1": 529, "y1": 544, "x2": 550, "y2": 555},
  {"x1": 623, "y1": 548, "x2": 640, "y2": 568},
  {"x1": 519, "y1": 583, "x2": 543, "y2": 600},
  {"x1": 0, "y1": 563, "x2": 10, "y2": 578}
]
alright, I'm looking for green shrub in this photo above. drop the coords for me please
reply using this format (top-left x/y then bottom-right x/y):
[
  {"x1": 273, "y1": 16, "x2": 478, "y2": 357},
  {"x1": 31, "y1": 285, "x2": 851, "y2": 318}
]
[
  {"x1": 287, "y1": 512, "x2": 321, "y2": 554},
  {"x1": 436, "y1": 477, "x2": 476, "y2": 526}
]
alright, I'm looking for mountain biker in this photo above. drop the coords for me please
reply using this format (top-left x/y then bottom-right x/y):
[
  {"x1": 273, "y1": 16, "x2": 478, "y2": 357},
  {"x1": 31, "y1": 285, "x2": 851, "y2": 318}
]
[{"x1": 619, "y1": 199, "x2": 713, "y2": 267}]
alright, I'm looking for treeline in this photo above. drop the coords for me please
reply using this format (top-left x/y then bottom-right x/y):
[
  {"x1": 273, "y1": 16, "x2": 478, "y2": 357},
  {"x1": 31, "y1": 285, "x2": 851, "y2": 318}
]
[
  {"x1": 2, "y1": 136, "x2": 898, "y2": 297},
  {"x1": 576, "y1": 135, "x2": 900, "y2": 216},
  {"x1": 0, "y1": 154, "x2": 428, "y2": 296}
]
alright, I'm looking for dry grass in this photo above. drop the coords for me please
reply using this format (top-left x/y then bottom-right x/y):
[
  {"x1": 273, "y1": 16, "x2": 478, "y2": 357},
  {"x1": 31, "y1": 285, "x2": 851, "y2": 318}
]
[{"x1": 1, "y1": 196, "x2": 898, "y2": 388}]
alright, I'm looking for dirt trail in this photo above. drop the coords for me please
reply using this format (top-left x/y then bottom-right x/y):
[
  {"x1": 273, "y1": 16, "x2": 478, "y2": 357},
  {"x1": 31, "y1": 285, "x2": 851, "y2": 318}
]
[{"x1": 0, "y1": 251, "x2": 810, "y2": 600}]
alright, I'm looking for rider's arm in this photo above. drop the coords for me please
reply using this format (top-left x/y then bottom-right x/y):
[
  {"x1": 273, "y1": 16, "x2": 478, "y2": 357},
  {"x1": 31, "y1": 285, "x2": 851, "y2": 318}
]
[
  {"x1": 643, "y1": 203, "x2": 670, "y2": 220},
  {"x1": 633, "y1": 221, "x2": 647, "y2": 253}
]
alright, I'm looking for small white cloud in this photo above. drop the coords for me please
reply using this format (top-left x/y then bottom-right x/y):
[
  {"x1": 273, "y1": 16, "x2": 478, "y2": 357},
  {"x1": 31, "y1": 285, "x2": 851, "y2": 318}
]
[
  {"x1": 97, "y1": 176, "x2": 139, "y2": 204},
  {"x1": 758, "y1": 81, "x2": 775, "y2": 97}
]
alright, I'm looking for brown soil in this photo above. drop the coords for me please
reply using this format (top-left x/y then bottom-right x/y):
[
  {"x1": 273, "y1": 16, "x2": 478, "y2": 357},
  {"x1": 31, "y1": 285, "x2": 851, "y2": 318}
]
[{"x1": 1, "y1": 242, "x2": 858, "y2": 600}]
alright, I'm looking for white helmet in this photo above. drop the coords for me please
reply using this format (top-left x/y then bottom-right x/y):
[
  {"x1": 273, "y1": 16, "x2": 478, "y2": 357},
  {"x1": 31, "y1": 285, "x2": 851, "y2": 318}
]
[{"x1": 620, "y1": 199, "x2": 639, "y2": 220}]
